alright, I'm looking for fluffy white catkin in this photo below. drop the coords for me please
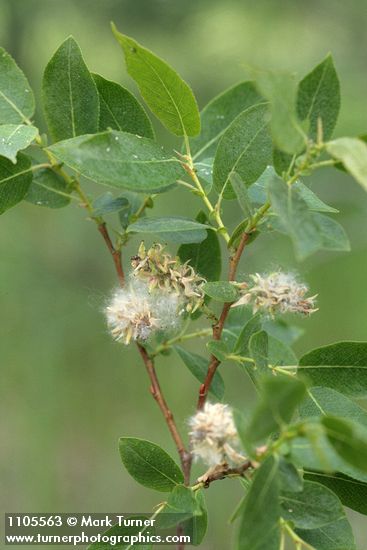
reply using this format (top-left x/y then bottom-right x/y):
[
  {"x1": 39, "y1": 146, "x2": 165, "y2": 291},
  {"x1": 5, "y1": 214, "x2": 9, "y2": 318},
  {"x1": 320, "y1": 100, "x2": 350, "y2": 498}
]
[
  {"x1": 105, "y1": 279, "x2": 182, "y2": 345},
  {"x1": 189, "y1": 402, "x2": 245, "y2": 466},
  {"x1": 232, "y1": 271, "x2": 317, "y2": 316}
]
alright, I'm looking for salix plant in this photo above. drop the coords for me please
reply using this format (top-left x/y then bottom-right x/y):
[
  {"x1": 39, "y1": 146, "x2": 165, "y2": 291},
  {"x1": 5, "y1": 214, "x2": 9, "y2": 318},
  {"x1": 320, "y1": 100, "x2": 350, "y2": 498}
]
[{"x1": 2, "y1": 23, "x2": 367, "y2": 550}]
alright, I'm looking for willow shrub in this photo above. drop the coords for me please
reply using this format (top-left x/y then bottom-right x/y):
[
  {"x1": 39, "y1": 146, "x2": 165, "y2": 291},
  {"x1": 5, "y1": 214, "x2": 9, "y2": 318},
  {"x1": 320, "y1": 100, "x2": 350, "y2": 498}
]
[{"x1": 2, "y1": 24, "x2": 367, "y2": 550}]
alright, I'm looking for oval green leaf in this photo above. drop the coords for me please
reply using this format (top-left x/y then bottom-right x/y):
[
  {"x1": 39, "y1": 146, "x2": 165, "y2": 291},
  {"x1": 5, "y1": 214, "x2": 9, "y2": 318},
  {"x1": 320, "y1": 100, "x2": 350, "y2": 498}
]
[
  {"x1": 281, "y1": 480, "x2": 345, "y2": 530},
  {"x1": 0, "y1": 153, "x2": 33, "y2": 214},
  {"x1": 213, "y1": 103, "x2": 272, "y2": 199},
  {"x1": 0, "y1": 47, "x2": 35, "y2": 124},
  {"x1": 112, "y1": 25, "x2": 200, "y2": 137},
  {"x1": 178, "y1": 211, "x2": 221, "y2": 281},
  {"x1": 298, "y1": 341, "x2": 367, "y2": 397},
  {"x1": 202, "y1": 281, "x2": 239, "y2": 302},
  {"x1": 175, "y1": 346, "x2": 224, "y2": 400},
  {"x1": 297, "y1": 54, "x2": 340, "y2": 142},
  {"x1": 26, "y1": 167, "x2": 71, "y2": 208},
  {"x1": 322, "y1": 416, "x2": 367, "y2": 473},
  {"x1": 127, "y1": 216, "x2": 209, "y2": 244},
  {"x1": 238, "y1": 456, "x2": 281, "y2": 550},
  {"x1": 327, "y1": 137, "x2": 367, "y2": 192},
  {"x1": 191, "y1": 81, "x2": 263, "y2": 160},
  {"x1": 48, "y1": 131, "x2": 184, "y2": 193},
  {"x1": 43, "y1": 37, "x2": 99, "y2": 141},
  {"x1": 93, "y1": 73, "x2": 154, "y2": 138},
  {"x1": 119, "y1": 437, "x2": 183, "y2": 492},
  {"x1": 254, "y1": 69, "x2": 305, "y2": 155},
  {"x1": 0, "y1": 124, "x2": 38, "y2": 163}
]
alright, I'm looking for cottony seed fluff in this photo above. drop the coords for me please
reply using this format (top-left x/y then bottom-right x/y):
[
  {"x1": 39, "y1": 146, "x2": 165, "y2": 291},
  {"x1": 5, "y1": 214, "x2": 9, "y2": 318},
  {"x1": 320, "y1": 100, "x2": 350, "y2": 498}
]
[
  {"x1": 188, "y1": 402, "x2": 245, "y2": 467},
  {"x1": 105, "y1": 243, "x2": 206, "y2": 345},
  {"x1": 105, "y1": 280, "x2": 182, "y2": 345},
  {"x1": 232, "y1": 271, "x2": 318, "y2": 317}
]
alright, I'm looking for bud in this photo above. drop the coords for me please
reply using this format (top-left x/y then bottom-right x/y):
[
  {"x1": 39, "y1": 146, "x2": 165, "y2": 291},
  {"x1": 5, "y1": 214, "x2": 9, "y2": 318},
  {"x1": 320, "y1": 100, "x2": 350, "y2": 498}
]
[
  {"x1": 188, "y1": 402, "x2": 245, "y2": 466},
  {"x1": 231, "y1": 271, "x2": 318, "y2": 317}
]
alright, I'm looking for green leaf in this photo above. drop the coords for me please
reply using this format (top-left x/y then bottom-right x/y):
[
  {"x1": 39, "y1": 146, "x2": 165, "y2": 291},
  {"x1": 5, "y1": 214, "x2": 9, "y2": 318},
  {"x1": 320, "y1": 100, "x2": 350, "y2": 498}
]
[
  {"x1": 178, "y1": 211, "x2": 221, "y2": 281},
  {"x1": 181, "y1": 491, "x2": 207, "y2": 546},
  {"x1": 0, "y1": 124, "x2": 38, "y2": 163},
  {"x1": 248, "y1": 330, "x2": 298, "y2": 380},
  {"x1": 117, "y1": 192, "x2": 144, "y2": 229},
  {"x1": 263, "y1": 318, "x2": 304, "y2": 346},
  {"x1": 127, "y1": 216, "x2": 209, "y2": 244},
  {"x1": 268, "y1": 172, "x2": 321, "y2": 259},
  {"x1": 237, "y1": 456, "x2": 280, "y2": 550},
  {"x1": 225, "y1": 305, "x2": 252, "y2": 337},
  {"x1": 213, "y1": 103, "x2": 272, "y2": 199},
  {"x1": 300, "y1": 386, "x2": 367, "y2": 425},
  {"x1": 234, "y1": 314, "x2": 262, "y2": 355},
  {"x1": 268, "y1": 172, "x2": 348, "y2": 260},
  {"x1": 157, "y1": 485, "x2": 202, "y2": 529},
  {"x1": 254, "y1": 70, "x2": 305, "y2": 154},
  {"x1": 119, "y1": 437, "x2": 183, "y2": 492},
  {"x1": 273, "y1": 147, "x2": 293, "y2": 176},
  {"x1": 313, "y1": 213, "x2": 350, "y2": 252},
  {"x1": 229, "y1": 479, "x2": 250, "y2": 524},
  {"x1": 249, "y1": 166, "x2": 337, "y2": 213},
  {"x1": 175, "y1": 346, "x2": 224, "y2": 400},
  {"x1": 0, "y1": 153, "x2": 33, "y2": 214},
  {"x1": 293, "y1": 181, "x2": 338, "y2": 213},
  {"x1": 298, "y1": 341, "x2": 367, "y2": 397},
  {"x1": 207, "y1": 340, "x2": 229, "y2": 362},
  {"x1": 92, "y1": 193, "x2": 129, "y2": 217},
  {"x1": 87, "y1": 515, "x2": 153, "y2": 550},
  {"x1": 326, "y1": 137, "x2": 367, "y2": 192},
  {"x1": 191, "y1": 81, "x2": 263, "y2": 160},
  {"x1": 25, "y1": 167, "x2": 71, "y2": 208},
  {"x1": 248, "y1": 330, "x2": 269, "y2": 378},
  {"x1": 296, "y1": 516, "x2": 356, "y2": 550},
  {"x1": 48, "y1": 131, "x2": 184, "y2": 193},
  {"x1": 246, "y1": 374, "x2": 307, "y2": 444},
  {"x1": 267, "y1": 334, "x2": 298, "y2": 367},
  {"x1": 322, "y1": 416, "x2": 367, "y2": 472},
  {"x1": 43, "y1": 37, "x2": 99, "y2": 142},
  {"x1": 202, "y1": 281, "x2": 239, "y2": 302},
  {"x1": 304, "y1": 471, "x2": 367, "y2": 515},
  {"x1": 93, "y1": 73, "x2": 154, "y2": 138},
  {"x1": 230, "y1": 172, "x2": 254, "y2": 217},
  {"x1": 195, "y1": 158, "x2": 213, "y2": 192},
  {"x1": 0, "y1": 47, "x2": 35, "y2": 124},
  {"x1": 299, "y1": 387, "x2": 367, "y2": 487},
  {"x1": 112, "y1": 25, "x2": 200, "y2": 137},
  {"x1": 281, "y1": 480, "x2": 345, "y2": 529},
  {"x1": 228, "y1": 220, "x2": 259, "y2": 250},
  {"x1": 278, "y1": 457, "x2": 303, "y2": 493},
  {"x1": 290, "y1": 424, "x2": 367, "y2": 485},
  {"x1": 233, "y1": 409, "x2": 252, "y2": 451},
  {"x1": 297, "y1": 54, "x2": 340, "y2": 142}
]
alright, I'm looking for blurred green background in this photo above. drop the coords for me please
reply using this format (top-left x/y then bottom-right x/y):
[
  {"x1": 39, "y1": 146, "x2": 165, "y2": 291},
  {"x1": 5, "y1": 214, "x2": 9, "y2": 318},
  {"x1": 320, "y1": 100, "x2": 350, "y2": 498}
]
[{"x1": 1, "y1": 0, "x2": 367, "y2": 548}]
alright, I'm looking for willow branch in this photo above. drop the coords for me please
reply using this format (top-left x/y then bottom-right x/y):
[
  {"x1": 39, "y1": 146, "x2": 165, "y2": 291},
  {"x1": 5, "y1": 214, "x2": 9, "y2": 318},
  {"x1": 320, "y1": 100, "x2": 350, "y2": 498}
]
[
  {"x1": 96, "y1": 222, "x2": 190, "y2": 482},
  {"x1": 197, "y1": 231, "x2": 250, "y2": 409},
  {"x1": 63, "y1": 175, "x2": 189, "y2": 482},
  {"x1": 97, "y1": 223, "x2": 125, "y2": 286},
  {"x1": 137, "y1": 344, "x2": 192, "y2": 484}
]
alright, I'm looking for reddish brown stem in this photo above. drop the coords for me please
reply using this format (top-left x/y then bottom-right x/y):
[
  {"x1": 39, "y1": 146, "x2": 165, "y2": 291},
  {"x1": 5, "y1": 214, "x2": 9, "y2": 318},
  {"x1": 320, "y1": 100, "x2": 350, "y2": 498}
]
[
  {"x1": 197, "y1": 232, "x2": 250, "y2": 409},
  {"x1": 137, "y1": 344, "x2": 192, "y2": 484},
  {"x1": 98, "y1": 223, "x2": 125, "y2": 286},
  {"x1": 96, "y1": 221, "x2": 191, "y2": 485}
]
